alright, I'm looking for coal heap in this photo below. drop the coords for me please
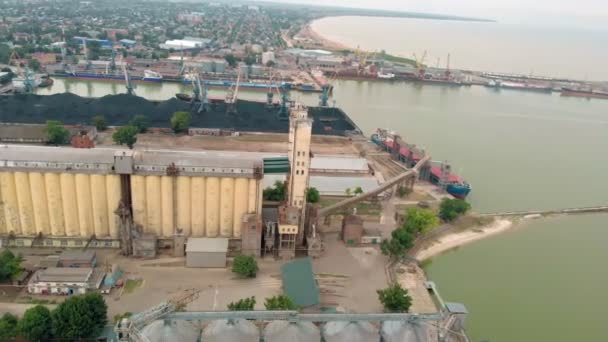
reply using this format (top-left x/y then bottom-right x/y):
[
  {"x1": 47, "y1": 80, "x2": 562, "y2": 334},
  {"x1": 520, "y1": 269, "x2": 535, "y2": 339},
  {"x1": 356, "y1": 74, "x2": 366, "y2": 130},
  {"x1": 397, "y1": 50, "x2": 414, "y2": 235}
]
[{"x1": 0, "y1": 93, "x2": 357, "y2": 135}]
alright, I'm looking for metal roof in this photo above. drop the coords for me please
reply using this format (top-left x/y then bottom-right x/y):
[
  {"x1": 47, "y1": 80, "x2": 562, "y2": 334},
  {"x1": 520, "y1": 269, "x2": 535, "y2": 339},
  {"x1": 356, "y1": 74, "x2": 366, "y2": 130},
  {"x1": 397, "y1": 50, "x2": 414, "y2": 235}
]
[
  {"x1": 32, "y1": 267, "x2": 92, "y2": 283},
  {"x1": 186, "y1": 238, "x2": 229, "y2": 253},
  {"x1": 264, "y1": 321, "x2": 321, "y2": 342},
  {"x1": 323, "y1": 321, "x2": 379, "y2": 342},
  {"x1": 445, "y1": 302, "x2": 468, "y2": 314},
  {"x1": 281, "y1": 257, "x2": 320, "y2": 308},
  {"x1": 310, "y1": 156, "x2": 368, "y2": 172},
  {"x1": 59, "y1": 250, "x2": 96, "y2": 261},
  {"x1": 141, "y1": 320, "x2": 200, "y2": 342},
  {"x1": 309, "y1": 176, "x2": 379, "y2": 196},
  {"x1": 202, "y1": 319, "x2": 260, "y2": 342}
]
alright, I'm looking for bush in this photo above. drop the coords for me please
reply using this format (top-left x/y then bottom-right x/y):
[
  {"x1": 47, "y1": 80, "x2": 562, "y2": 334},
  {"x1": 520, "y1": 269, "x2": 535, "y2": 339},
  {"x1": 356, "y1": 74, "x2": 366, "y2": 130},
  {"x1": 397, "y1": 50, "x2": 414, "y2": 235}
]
[
  {"x1": 397, "y1": 186, "x2": 411, "y2": 198},
  {"x1": 439, "y1": 198, "x2": 472, "y2": 222},
  {"x1": 44, "y1": 120, "x2": 70, "y2": 145},
  {"x1": 377, "y1": 283, "x2": 412, "y2": 313},
  {"x1": 170, "y1": 111, "x2": 191, "y2": 133},
  {"x1": 380, "y1": 227, "x2": 415, "y2": 259},
  {"x1": 353, "y1": 186, "x2": 363, "y2": 195},
  {"x1": 112, "y1": 125, "x2": 138, "y2": 148},
  {"x1": 263, "y1": 181, "x2": 285, "y2": 201},
  {"x1": 228, "y1": 296, "x2": 256, "y2": 310},
  {"x1": 232, "y1": 255, "x2": 258, "y2": 278},
  {"x1": 129, "y1": 114, "x2": 148, "y2": 133},
  {"x1": 92, "y1": 115, "x2": 107, "y2": 131},
  {"x1": 264, "y1": 295, "x2": 297, "y2": 310},
  {"x1": 52, "y1": 293, "x2": 107, "y2": 339},
  {"x1": 306, "y1": 187, "x2": 320, "y2": 203},
  {"x1": 0, "y1": 313, "x2": 18, "y2": 340}
]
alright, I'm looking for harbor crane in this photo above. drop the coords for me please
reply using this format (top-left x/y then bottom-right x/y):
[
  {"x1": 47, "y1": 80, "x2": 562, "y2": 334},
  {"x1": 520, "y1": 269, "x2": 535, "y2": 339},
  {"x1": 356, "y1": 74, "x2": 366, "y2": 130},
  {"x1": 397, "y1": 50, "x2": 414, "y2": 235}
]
[
  {"x1": 225, "y1": 67, "x2": 241, "y2": 114},
  {"x1": 412, "y1": 50, "x2": 428, "y2": 79},
  {"x1": 9, "y1": 51, "x2": 36, "y2": 93},
  {"x1": 190, "y1": 71, "x2": 209, "y2": 113},
  {"x1": 444, "y1": 53, "x2": 452, "y2": 80},
  {"x1": 277, "y1": 83, "x2": 291, "y2": 120},
  {"x1": 60, "y1": 26, "x2": 73, "y2": 74},
  {"x1": 319, "y1": 71, "x2": 337, "y2": 107},
  {"x1": 266, "y1": 68, "x2": 277, "y2": 107},
  {"x1": 122, "y1": 61, "x2": 135, "y2": 96}
]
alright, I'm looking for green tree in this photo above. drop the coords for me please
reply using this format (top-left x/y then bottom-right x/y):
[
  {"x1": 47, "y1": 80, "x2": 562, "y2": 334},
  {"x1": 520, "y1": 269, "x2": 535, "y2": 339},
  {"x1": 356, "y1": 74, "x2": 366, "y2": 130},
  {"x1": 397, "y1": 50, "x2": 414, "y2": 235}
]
[
  {"x1": 225, "y1": 54, "x2": 237, "y2": 67},
  {"x1": 18, "y1": 305, "x2": 53, "y2": 342},
  {"x1": 0, "y1": 313, "x2": 18, "y2": 340},
  {"x1": 397, "y1": 186, "x2": 411, "y2": 198},
  {"x1": 92, "y1": 115, "x2": 107, "y2": 131},
  {"x1": 380, "y1": 238, "x2": 406, "y2": 259},
  {"x1": 129, "y1": 114, "x2": 148, "y2": 133},
  {"x1": 439, "y1": 198, "x2": 472, "y2": 222},
  {"x1": 264, "y1": 295, "x2": 297, "y2": 310},
  {"x1": 403, "y1": 207, "x2": 438, "y2": 235},
  {"x1": 344, "y1": 188, "x2": 351, "y2": 196},
  {"x1": 306, "y1": 187, "x2": 320, "y2": 203},
  {"x1": 84, "y1": 292, "x2": 108, "y2": 333},
  {"x1": 27, "y1": 58, "x2": 40, "y2": 72},
  {"x1": 112, "y1": 125, "x2": 138, "y2": 148},
  {"x1": 0, "y1": 250, "x2": 23, "y2": 282},
  {"x1": 265, "y1": 60, "x2": 275, "y2": 68},
  {"x1": 354, "y1": 186, "x2": 364, "y2": 195},
  {"x1": 232, "y1": 255, "x2": 258, "y2": 278},
  {"x1": 0, "y1": 44, "x2": 11, "y2": 64},
  {"x1": 227, "y1": 296, "x2": 256, "y2": 311},
  {"x1": 52, "y1": 295, "x2": 101, "y2": 339},
  {"x1": 44, "y1": 120, "x2": 70, "y2": 145},
  {"x1": 377, "y1": 283, "x2": 412, "y2": 313},
  {"x1": 170, "y1": 111, "x2": 191, "y2": 133},
  {"x1": 263, "y1": 180, "x2": 285, "y2": 201}
]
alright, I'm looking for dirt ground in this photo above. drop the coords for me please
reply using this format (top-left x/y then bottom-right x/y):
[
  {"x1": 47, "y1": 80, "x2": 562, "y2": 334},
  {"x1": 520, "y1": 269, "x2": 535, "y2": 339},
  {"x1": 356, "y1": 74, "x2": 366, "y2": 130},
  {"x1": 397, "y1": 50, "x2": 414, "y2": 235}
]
[{"x1": 97, "y1": 131, "x2": 358, "y2": 155}]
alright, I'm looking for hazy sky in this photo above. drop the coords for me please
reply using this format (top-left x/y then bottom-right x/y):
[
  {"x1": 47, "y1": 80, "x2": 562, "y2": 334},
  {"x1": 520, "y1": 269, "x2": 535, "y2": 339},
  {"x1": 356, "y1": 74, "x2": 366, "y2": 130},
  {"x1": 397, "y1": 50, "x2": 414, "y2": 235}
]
[{"x1": 262, "y1": 0, "x2": 608, "y2": 29}]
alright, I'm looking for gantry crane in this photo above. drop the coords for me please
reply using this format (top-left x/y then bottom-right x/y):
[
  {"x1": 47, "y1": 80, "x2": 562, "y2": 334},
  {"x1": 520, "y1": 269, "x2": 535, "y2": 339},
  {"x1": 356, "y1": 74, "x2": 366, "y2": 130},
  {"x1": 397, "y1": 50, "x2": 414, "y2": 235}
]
[
  {"x1": 189, "y1": 70, "x2": 209, "y2": 113},
  {"x1": 225, "y1": 66, "x2": 241, "y2": 114},
  {"x1": 319, "y1": 71, "x2": 336, "y2": 107},
  {"x1": 122, "y1": 61, "x2": 135, "y2": 96},
  {"x1": 412, "y1": 50, "x2": 427, "y2": 79}
]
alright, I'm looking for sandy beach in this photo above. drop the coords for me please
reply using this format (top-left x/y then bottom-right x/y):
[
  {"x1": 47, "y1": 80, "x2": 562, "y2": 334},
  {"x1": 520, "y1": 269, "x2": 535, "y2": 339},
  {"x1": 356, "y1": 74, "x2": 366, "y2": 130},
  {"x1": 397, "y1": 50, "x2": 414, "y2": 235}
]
[
  {"x1": 297, "y1": 22, "x2": 350, "y2": 51},
  {"x1": 415, "y1": 219, "x2": 514, "y2": 261}
]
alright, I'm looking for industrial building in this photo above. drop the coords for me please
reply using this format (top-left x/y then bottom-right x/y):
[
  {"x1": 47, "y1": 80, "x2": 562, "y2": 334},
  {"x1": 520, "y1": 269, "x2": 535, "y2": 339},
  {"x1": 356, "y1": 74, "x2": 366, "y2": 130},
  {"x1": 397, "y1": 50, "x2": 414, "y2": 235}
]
[
  {"x1": 185, "y1": 237, "x2": 229, "y2": 268},
  {"x1": 27, "y1": 267, "x2": 102, "y2": 295}
]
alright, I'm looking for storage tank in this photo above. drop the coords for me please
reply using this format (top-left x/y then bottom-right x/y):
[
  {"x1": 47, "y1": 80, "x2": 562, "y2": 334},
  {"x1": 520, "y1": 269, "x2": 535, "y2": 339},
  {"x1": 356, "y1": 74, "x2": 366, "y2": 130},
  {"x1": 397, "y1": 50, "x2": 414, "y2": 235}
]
[
  {"x1": 29, "y1": 172, "x2": 50, "y2": 235},
  {"x1": 176, "y1": 176, "x2": 191, "y2": 235},
  {"x1": 190, "y1": 177, "x2": 206, "y2": 236},
  {"x1": 381, "y1": 320, "x2": 426, "y2": 342},
  {"x1": 160, "y1": 176, "x2": 174, "y2": 237},
  {"x1": 264, "y1": 320, "x2": 321, "y2": 342},
  {"x1": 323, "y1": 321, "x2": 379, "y2": 342},
  {"x1": 205, "y1": 177, "x2": 220, "y2": 237},
  {"x1": 44, "y1": 173, "x2": 65, "y2": 236},
  {"x1": 202, "y1": 319, "x2": 260, "y2": 342},
  {"x1": 59, "y1": 173, "x2": 80, "y2": 236},
  {"x1": 1, "y1": 172, "x2": 22, "y2": 234},
  {"x1": 140, "y1": 319, "x2": 199, "y2": 342}
]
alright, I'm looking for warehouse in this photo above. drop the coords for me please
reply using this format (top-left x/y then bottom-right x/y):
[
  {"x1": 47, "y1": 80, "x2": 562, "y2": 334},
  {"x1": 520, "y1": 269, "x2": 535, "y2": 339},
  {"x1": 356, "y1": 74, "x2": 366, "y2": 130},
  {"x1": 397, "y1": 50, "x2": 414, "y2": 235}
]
[
  {"x1": 185, "y1": 237, "x2": 229, "y2": 268},
  {"x1": 27, "y1": 267, "x2": 102, "y2": 295}
]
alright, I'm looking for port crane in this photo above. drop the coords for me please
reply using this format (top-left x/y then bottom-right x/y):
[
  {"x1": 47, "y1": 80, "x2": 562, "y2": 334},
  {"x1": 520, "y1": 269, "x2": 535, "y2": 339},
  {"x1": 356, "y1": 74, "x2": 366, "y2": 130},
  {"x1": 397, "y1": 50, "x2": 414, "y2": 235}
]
[
  {"x1": 319, "y1": 71, "x2": 336, "y2": 107},
  {"x1": 444, "y1": 53, "x2": 452, "y2": 80},
  {"x1": 277, "y1": 83, "x2": 291, "y2": 120},
  {"x1": 122, "y1": 60, "x2": 135, "y2": 96},
  {"x1": 190, "y1": 71, "x2": 209, "y2": 113},
  {"x1": 60, "y1": 26, "x2": 73, "y2": 74},
  {"x1": 9, "y1": 51, "x2": 36, "y2": 93},
  {"x1": 266, "y1": 68, "x2": 277, "y2": 107},
  {"x1": 412, "y1": 50, "x2": 427, "y2": 79},
  {"x1": 225, "y1": 66, "x2": 241, "y2": 114}
]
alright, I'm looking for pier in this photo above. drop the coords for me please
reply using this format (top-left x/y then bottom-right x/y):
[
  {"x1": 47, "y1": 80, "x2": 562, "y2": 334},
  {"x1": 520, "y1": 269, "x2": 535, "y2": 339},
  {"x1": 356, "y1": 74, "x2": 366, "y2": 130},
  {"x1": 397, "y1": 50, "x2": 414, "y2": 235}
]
[{"x1": 479, "y1": 206, "x2": 608, "y2": 217}]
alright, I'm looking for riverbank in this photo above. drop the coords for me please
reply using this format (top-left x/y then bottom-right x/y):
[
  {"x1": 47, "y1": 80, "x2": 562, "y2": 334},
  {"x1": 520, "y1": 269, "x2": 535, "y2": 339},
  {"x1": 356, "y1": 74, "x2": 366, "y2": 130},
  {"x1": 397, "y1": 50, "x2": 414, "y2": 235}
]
[{"x1": 415, "y1": 218, "x2": 514, "y2": 261}]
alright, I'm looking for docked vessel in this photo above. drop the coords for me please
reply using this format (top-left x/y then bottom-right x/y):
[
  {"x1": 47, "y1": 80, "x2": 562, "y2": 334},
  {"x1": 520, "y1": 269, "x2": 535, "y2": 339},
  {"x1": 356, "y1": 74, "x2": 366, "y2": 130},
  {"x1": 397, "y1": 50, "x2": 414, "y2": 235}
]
[
  {"x1": 377, "y1": 71, "x2": 396, "y2": 79},
  {"x1": 446, "y1": 182, "x2": 472, "y2": 200},
  {"x1": 561, "y1": 87, "x2": 608, "y2": 100},
  {"x1": 487, "y1": 80, "x2": 552, "y2": 93},
  {"x1": 67, "y1": 66, "x2": 163, "y2": 83}
]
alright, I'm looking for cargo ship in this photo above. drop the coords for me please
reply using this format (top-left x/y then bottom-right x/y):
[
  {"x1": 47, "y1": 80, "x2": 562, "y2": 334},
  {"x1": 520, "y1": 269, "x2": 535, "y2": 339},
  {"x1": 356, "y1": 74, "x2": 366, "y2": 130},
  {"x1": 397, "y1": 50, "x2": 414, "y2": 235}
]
[
  {"x1": 67, "y1": 69, "x2": 163, "y2": 83},
  {"x1": 560, "y1": 87, "x2": 608, "y2": 100},
  {"x1": 371, "y1": 128, "x2": 471, "y2": 199},
  {"x1": 486, "y1": 80, "x2": 552, "y2": 93}
]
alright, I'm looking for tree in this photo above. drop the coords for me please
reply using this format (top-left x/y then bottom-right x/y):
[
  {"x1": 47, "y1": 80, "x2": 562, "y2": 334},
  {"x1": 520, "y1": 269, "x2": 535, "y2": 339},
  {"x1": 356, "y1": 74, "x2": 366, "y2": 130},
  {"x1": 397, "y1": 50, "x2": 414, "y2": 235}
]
[
  {"x1": 232, "y1": 255, "x2": 258, "y2": 278},
  {"x1": 84, "y1": 292, "x2": 108, "y2": 333},
  {"x1": 377, "y1": 283, "x2": 412, "y2": 313},
  {"x1": 0, "y1": 44, "x2": 10, "y2": 64},
  {"x1": 170, "y1": 111, "x2": 191, "y2": 133},
  {"x1": 129, "y1": 114, "x2": 148, "y2": 133},
  {"x1": 44, "y1": 120, "x2": 70, "y2": 145},
  {"x1": 403, "y1": 207, "x2": 438, "y2": 235},
  {"x1": 243, "y1": 54, "x2": 256, "y2": 66},
  {"x1": 224, "y1": 54, "x2": 237, "y2": 67},
  {"x1": 264, "y1": 295, "x2": 297, "y2": 310},
  {"x1": 344, "y1": 188, "x2": 351, "y2": 196},
  {"x1": 52, "y1": 295, "x2": 102, "y2": 339},
  {"x1": 263, "y1": 180, "x2": 285, "y2": 201},
  {"x1": 228, "y1": 296, "x2": 256, "y2": 311},
  {"x1": 18, "y1": 305, "x2": 53, "y2": 342},
  {"x1": 306, "y1": 187, "x2": 320, "y2": 203},
  {"x1": 28, "y1": 58, "x2": 40, "y2": 72},
  {"x1": 0, "y1": 313, "x2": 18, "y2": 340},
  {"x1": 380, "y1": 238, "x2": 406, "y2": 259},
  {"x1": 112, "y1": 125, "x2": 138, "y2": 148},
  {"x1": 354, "y1": 186, "x2": 363, "y2": 195},
  {"x1": 92, "y1": 115, "x2": 107, "y2": 131},
  {"x1": 439, "y1": 198, "x2": 472, "y2": 222},
  {"x1": 0, "y1": 250, "x2": 22, "y2": 282},
  {"x1": 397, "y1": 186, "x2": 411, "y2": 198},
  {"x1": 265, "y1": 60, "x2": 275, "y2": 68}
]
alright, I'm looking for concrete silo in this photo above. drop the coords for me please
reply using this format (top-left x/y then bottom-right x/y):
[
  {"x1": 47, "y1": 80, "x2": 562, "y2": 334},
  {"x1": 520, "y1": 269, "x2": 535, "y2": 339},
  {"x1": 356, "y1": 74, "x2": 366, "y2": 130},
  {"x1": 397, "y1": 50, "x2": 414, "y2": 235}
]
[
  {"x1": 140, "y1": 319, "x2": 200, "y2": 342},
  {"x1": 381, "y1": 320, "x2": 429, "y2": 342},
  {"x1": 323, "y1": 321, "x2": 379, "y2": 342},
  {"x1": 201, "y1": 319, "x2": 260, "y2": 342},
  {"x1": 264, "y1": 320, "x2": 321, "y2": 342}
]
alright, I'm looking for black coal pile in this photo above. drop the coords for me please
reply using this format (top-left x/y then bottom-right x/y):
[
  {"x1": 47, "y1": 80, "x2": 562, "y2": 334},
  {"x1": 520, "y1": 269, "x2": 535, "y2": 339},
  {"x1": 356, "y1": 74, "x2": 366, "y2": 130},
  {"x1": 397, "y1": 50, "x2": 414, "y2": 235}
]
[{"x1": 0, "y1": 93, "x2": 356, "y2": 135}]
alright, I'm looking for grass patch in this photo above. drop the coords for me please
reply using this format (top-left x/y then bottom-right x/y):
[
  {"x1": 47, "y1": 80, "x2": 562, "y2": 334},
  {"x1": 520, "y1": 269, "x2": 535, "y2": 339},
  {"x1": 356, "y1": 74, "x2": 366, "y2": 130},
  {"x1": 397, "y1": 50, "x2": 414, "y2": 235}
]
[
  {"x1": 452, "y1": 215, "x2": 494, "y2": 231},
  {"x1": 123, "y1": 279, "x2": 143, "y2": 294}
]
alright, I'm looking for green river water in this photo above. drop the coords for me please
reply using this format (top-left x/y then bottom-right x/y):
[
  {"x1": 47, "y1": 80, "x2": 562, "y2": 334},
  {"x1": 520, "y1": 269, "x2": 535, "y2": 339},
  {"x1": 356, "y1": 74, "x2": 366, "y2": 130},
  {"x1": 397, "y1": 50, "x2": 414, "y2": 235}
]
[{"x1": 37, "y1": 76, "x2": 608, "y2": 341}]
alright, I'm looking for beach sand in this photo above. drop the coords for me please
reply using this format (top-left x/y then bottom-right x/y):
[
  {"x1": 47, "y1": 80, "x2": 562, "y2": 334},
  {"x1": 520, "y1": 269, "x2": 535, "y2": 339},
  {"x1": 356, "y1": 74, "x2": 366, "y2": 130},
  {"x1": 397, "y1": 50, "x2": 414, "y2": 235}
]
[{"x1": 415, "y1": 219, "x2": 514, "y2": 261}]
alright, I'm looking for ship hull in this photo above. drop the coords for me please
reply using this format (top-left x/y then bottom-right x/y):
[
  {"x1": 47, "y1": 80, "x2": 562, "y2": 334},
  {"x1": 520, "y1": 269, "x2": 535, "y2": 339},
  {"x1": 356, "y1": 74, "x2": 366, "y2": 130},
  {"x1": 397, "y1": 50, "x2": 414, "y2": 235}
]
[
  {"x1": 446, "y1": 183, "x2": 471, "y2": 199},
  {"x1": 561, "y1": 89, "x2": 608, "y2": 99},
  {"x1": 67, "y1": 73, "x2": 163, "y2": 84}
]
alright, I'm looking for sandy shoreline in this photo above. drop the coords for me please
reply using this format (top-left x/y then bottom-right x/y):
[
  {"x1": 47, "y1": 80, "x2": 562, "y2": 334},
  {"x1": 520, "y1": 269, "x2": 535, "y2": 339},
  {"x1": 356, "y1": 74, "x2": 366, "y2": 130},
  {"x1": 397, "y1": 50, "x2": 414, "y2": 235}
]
[
  {"x1": 300, "y1": 21, "x2": 350, "y2": 51},
  {"x1": 415, "y1": 219, "x2": 514, "y2": 261}
]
